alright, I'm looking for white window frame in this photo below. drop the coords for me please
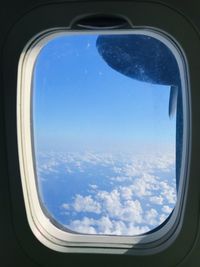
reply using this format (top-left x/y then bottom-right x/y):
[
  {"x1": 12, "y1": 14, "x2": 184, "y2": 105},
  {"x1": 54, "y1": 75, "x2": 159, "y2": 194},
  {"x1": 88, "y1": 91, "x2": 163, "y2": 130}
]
[{"x1": 17, "y1": 28, "x2": 189, "y2": 254}]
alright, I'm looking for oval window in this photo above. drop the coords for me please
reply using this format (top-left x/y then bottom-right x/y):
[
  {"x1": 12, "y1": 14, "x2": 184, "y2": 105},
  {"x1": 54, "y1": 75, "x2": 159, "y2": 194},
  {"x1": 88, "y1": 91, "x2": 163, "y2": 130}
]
[{"x1": 31, "y1": 32, "x2": 184, "y2": 236}]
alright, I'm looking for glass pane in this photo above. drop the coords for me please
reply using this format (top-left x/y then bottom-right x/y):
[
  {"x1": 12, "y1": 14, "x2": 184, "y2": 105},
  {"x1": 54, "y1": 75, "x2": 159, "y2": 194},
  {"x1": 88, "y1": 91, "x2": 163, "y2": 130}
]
[{"x1": 33, "y1": 33, "x2": 182, "y2": 236}]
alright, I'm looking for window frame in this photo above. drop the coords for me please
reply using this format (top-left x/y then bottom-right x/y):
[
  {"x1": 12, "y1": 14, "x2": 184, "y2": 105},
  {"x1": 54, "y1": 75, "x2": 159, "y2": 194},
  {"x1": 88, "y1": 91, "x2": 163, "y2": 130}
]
[{"x1": 17, "y1": 28, "x2": 189, "y2": 253}]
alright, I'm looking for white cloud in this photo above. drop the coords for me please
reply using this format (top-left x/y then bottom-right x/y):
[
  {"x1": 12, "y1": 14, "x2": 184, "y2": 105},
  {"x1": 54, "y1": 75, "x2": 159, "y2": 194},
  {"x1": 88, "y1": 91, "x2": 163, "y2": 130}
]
[
  {"x1": 150, "y1": 195, "x2": 164, "y2": 205},
  {"x1": 120, "y1": 187, "x2": 133, "y2": 200},
  {"x1": 110, "y1": 175, "x2": 131, "y2": 182},
  {"x1": 67, "y1": 216, "x2": 150, "y2": 236},
  {"x1": 96, "y1": 216, "x2": 113, "y2": 234},
  {"x1": 61, "y1": 203, "x2": 70, "y2": 210},
  {"x1": 73, "y1": 195, "x2": 101, "y2": 214},
  {"x1": 121, "y1": 200, "x2": 143, "y2": 223},
  {"x1": 145, "y1": 209, "x2": 158, "y2": 226},
  {"x1": 160, "y1": 181, "x2": 177, "y2": 204},
  {"x1": 97, "y1": 189, "x2": 122, "y2": 217},
  {"x1": 65, "y1": 187, "x2": 144, "y2": 225},
  {"x1": 89, "y1": 184, "x2": 98, "y2": 190},
  {"x1": 68, "y1": 217, "x2": 97, "y2": 234},
  {"x1": 130, "y1": 176, "x2": 153, "y2": 197},
  {"x1": 162, "y1": 205, "x2": 173, "y2": 214}
]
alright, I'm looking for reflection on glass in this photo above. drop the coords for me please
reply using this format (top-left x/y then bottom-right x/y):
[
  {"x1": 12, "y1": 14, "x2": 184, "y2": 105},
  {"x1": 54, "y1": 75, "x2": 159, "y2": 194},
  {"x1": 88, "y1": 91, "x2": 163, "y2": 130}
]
[{"x1": 33, "y1": 33, "x2": 182, "y2": 236}]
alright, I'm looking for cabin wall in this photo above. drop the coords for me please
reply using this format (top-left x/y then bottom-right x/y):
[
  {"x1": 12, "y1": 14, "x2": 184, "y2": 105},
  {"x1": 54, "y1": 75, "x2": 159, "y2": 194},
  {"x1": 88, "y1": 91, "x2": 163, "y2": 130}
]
[{"x1": 0, "y1": 0, "x2": 200, "y2": 266}]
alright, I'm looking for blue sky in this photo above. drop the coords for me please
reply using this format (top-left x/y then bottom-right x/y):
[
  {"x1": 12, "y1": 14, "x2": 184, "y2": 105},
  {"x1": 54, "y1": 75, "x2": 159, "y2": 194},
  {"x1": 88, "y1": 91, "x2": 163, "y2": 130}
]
[{"x1": 33, "y1": 34, "x2": 176, "y2": 153}]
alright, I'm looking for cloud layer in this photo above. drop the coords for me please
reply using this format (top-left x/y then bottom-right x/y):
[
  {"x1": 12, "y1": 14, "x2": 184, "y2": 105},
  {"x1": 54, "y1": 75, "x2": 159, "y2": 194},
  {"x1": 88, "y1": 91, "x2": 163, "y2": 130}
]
[{"x1": 37, "y1": 150, "x2": 176, "y2": 236}]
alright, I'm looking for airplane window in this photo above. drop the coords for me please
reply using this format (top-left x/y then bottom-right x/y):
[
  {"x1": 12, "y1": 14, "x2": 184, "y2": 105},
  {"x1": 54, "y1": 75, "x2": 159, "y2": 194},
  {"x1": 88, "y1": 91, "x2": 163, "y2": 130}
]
[{"x1": 31, "y1": 32, "x2": 183, "y2": 236}]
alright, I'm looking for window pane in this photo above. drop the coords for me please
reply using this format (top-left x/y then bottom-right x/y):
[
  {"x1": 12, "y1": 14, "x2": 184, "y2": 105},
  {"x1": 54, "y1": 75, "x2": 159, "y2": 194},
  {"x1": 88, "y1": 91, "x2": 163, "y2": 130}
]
[{"x1": 33, "y1": 33, "x2": 182, "y2": 236}]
